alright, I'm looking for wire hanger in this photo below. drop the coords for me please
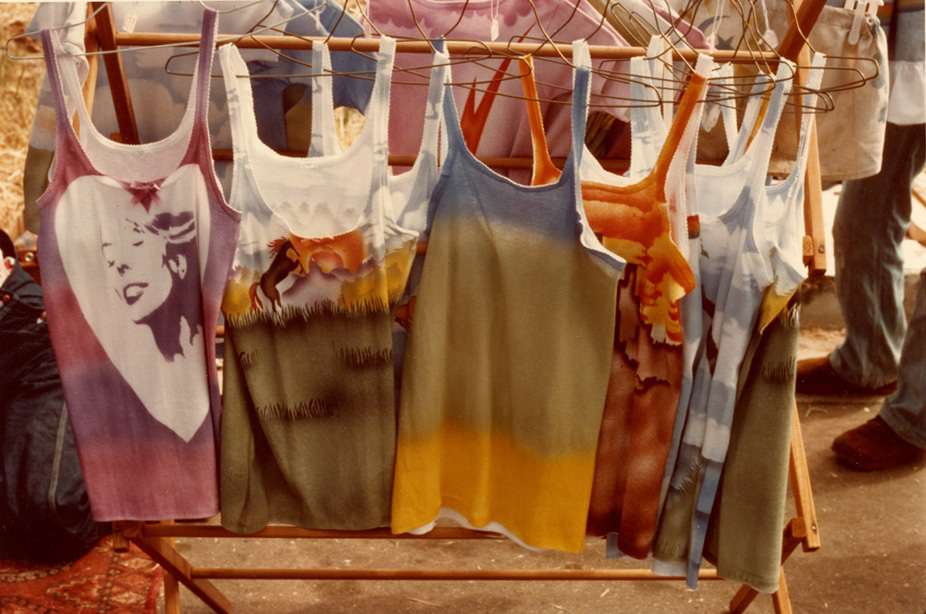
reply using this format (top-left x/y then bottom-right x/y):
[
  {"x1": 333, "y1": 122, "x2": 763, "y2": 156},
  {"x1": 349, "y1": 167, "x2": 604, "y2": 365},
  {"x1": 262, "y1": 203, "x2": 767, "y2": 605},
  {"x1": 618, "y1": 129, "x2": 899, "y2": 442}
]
[
  {"x1": 178, "y1": 0, "x2": 513, "y2": 89},
  {"x1": 248, "y1": 0, "x2": 497, "y2": 86},
  {"x1": 352, "y1": 0, "x2": 545, "y2": 96},
  {"x1": 4, "y1": 2, "x2": 109, "y2": 60},
  {"x1": 163, "y1": 0, "x2": 334, "y2": 78},
  {"x1": 17, "y1": 0, "x2": 850, "y2": 116},
  {"x1": 640, "y1": 0, "x2": 838, "y2": 113},
  {"x1": 164, "y1": 2, "x2": 504, "y2": 91},
  {"x1": 6, "y1": 0, "x2": 332, "y2": 62}
]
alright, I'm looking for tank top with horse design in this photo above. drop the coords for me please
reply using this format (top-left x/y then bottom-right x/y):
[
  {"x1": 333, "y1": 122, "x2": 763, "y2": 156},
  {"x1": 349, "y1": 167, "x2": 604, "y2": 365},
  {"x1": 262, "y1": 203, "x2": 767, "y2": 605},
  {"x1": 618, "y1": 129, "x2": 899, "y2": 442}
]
[{"x1": 218, "y1": 37, "x2": 417, "y2": 533}]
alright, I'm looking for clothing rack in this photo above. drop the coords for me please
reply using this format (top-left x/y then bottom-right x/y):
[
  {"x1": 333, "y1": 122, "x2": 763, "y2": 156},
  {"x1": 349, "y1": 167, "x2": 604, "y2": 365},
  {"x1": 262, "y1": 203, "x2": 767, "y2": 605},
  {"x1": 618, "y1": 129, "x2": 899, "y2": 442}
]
[{"x1": 72, "y1": 1, "x2": 828, "y2": 612}]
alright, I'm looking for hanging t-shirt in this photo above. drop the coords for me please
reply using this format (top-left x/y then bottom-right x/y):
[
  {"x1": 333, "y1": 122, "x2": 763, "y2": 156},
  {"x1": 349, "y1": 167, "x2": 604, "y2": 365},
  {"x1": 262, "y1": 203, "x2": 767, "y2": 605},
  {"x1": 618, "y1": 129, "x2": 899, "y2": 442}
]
[
  {"x1": 653, "y1": 57, "x2": 825, "y2": 588},
  {"x1": 391, "y1": 41, "x2": 625, "y2": 554},
  {"x1": 512, "y1": 43, "x2": 710, "y2": 558},
  {"x1": 581, "y1": 54, "x2": 712, "y2": 560},
  {"x1": 36, "y1": 9, "x2": 240, "y2": 522},
  {"x1": 218, "y1": 37, "x2": 418, "y2": 533}
]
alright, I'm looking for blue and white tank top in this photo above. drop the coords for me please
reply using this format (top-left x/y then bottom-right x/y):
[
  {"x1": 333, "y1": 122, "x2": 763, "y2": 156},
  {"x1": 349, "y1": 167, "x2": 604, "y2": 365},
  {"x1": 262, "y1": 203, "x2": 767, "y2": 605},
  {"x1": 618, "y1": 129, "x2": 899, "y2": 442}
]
[{"x1": 655, "y1": 57, "x2": 824, "y2": 586}]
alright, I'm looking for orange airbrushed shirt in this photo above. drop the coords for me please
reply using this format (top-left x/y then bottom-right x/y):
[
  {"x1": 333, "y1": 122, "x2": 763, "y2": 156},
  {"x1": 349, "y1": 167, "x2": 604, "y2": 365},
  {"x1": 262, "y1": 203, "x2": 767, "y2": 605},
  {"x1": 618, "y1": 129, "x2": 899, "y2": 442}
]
[
  {"x1": 520, "y1": 52, "x2": 711, "y2": 558},
  {"x1": 519, "y1": 55, "x2": 703, "y2": 345}
]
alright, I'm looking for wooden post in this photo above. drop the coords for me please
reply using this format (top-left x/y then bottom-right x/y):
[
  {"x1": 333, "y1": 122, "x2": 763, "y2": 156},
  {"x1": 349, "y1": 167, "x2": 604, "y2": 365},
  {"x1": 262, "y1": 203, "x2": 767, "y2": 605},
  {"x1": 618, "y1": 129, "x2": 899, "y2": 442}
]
[
  {"x1": 119, "y1": 522, "x2": 232, "y2": 614},
  {"x1": 796, "y1": 54, "x2": 828, "y2": 276},
  {"x1": 77, "y1": 5, "x2": 99, "y2": 134},
  {"x1": 89, "y1": 2, "x2": 140, "y2": 144},
  {"x1": 771, "y1": 568, "x2": 794, "y2": 614},
  {"x1": 778, "y1": 0, "x2": 829, "y2": 275},
  {"x1": 789, "y1": 402, "x2": 822, "y2": 551}
]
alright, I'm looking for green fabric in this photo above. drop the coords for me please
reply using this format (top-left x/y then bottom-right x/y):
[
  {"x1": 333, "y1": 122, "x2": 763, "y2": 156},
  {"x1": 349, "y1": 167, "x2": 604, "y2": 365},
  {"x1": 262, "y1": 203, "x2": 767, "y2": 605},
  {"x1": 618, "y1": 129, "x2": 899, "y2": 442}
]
[
  {"x1": 401, "y1": 218, "x2": 617, "y2": 452},
  {"x1": 702, "y1": 296, "x2": 800, "y2": 593},
  {"x1": 220, "y1": 309, "x2": 396, "y2": 534}
]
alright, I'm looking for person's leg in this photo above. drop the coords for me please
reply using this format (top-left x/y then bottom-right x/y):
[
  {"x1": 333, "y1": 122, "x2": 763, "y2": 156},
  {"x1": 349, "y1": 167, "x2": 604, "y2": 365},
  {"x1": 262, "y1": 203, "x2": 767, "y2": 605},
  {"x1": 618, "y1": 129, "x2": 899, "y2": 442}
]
[
  {"x1": 879, "y1": 267, "x2": 926, "y2": 449},
  {"x1": 829, "y1": 122, "x2": 925, "y2": 388},
  {"x1": 830, "y1": 123, "x2": 926, "y2": 470},
  {"x1": 831, "y1": 270, "x2": 926, "y2": 469}
]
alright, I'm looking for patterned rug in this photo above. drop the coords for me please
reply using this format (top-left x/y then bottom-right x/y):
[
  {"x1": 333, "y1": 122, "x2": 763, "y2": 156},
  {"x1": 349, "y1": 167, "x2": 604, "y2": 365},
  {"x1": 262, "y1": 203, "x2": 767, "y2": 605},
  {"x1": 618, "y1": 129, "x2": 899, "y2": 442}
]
[{"x1": 0, "y1": 536, "x2": 163, "y2": 614}]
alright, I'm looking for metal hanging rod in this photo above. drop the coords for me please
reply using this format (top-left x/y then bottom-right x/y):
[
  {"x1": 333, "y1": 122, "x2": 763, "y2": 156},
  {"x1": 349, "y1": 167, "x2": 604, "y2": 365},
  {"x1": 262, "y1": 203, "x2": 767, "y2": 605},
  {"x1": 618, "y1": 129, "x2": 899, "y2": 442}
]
[{"x1": 112, "y1": 31, "x2": 782, "y2": 64}]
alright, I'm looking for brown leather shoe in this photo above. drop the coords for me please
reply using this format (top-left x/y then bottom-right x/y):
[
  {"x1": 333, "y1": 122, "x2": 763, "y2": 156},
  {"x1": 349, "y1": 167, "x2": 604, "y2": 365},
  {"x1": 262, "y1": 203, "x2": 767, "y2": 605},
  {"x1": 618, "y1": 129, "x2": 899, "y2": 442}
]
[
  {"x1": 795, "y1": 355, "x2": 897, "y2": 397},
  {"x1": 832, "y1": 416, "x2": 925, "y2": 471}
]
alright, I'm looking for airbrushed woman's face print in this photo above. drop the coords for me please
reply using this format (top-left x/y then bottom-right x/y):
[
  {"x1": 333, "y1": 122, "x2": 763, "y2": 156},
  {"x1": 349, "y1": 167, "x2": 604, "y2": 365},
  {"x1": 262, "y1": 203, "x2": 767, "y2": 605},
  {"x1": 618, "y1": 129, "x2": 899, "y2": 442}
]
[{"x1": 100, "y1": 212, "x2": 174, "y2": 322}]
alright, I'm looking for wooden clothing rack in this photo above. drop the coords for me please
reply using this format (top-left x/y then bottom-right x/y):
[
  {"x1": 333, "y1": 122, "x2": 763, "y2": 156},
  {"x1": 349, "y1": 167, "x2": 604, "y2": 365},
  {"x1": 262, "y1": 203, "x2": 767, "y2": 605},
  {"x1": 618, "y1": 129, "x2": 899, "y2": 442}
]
[
  {"x1": 110, "y1": 409, "x2": 818, "y2": 614},
  {"x1": 73, "y1": 1, "x2": 828, "y2": 612}
]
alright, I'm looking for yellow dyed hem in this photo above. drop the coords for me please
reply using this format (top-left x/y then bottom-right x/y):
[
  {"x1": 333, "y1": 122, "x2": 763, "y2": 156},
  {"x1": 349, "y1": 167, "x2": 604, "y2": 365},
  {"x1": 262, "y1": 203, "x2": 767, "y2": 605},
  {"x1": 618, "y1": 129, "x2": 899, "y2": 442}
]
[{"x1": 391, "y1": 424, "x2": 597, "y2": 554}]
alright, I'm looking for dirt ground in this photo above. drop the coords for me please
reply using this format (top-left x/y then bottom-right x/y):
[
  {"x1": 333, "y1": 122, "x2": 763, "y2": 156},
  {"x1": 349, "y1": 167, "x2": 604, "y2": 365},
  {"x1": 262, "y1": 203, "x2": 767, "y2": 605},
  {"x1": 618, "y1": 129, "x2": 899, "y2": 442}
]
[{"x1": 157, "y1": 323, "x2": 925, "y2": 614}]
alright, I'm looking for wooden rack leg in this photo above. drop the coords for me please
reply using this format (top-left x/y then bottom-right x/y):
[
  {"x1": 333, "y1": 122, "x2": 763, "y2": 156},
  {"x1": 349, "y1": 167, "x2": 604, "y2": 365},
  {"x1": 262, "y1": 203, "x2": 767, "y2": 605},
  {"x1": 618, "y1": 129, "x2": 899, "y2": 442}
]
[
  {"x1": 788, "y1": 400, "x2": 822, "y2": 551},
  {"x1": 117, "y1": 522, "x2": 232, "y2": 614},
  {"x1": 164, "y1": 571, "x2": 182, "y2": 614},
  {"x1": 161, "y1": 520, "x2": 182, "y2": 614},
  {"x1": 796, "y1": 39, "x2": 828, "y2": 277},
  {"x1": 771, "y1": 567, "x2": 793, "y2": 614},
  {"x1": 79, "y1": 5, "x2": 100, "y2": 133},
  {"x1": 111, "y1": 522, "x2": 130, "y2": 552},
  {"x1": 728, "y1": 518, "x2": 807, "y2": 613},
  {"x1": 800, "y1": 119, "x2": 827, "y2": 276}
]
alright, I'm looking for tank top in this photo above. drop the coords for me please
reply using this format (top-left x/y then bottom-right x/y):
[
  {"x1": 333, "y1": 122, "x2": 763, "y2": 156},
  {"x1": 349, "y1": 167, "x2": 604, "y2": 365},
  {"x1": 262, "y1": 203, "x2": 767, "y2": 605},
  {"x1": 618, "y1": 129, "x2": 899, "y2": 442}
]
[
  {"x1": 391, "y1": 41, "x2": 625, "y2": 554},
  {"x1": 305, "y1": 39, "x2": 448, "y2": 233},
  {"x1": 653, "y1": 66, "x2": 783, "y2": 578},
  {"x1": 580, "y1": 55, "x2": 712, "y2": 559},
  {"x1": 655, "y1": 56, "x2": 743, "y2": 526},
  {"x1": 305, "y1": 39, "x2": 451, "y2": 398},
  {"x1": 36, "y1": 10, "x2": 239, "y2": 522},
  {"x1": 654, "y1": 60, "x2": 823, "y2": 588},
  {"x1": 516, "y1": 45, "x2": 711, "y2": 557},
  {"x1": 759, "y1": 53, "x2": 828, "y2": 330},
  {"x1": 218, "y1": 37, "x2": 418, "y2": 533},
  {"x1": 697, "y1": 61, "x2": 824, "y2": 587}
]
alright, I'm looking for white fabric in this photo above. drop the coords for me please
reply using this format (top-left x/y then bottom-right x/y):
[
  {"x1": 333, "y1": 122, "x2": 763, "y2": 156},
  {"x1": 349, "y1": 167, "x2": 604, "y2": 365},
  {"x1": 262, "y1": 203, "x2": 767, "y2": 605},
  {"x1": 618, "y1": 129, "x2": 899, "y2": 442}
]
[{"x1": 888, "y1": 60, "x2": 926, "y2": 124}]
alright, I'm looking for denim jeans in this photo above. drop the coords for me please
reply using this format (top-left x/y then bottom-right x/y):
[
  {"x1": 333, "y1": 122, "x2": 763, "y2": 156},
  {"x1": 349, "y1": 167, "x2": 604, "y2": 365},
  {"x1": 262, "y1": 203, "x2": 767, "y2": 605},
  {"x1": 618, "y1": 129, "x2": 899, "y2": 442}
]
[
  {"x1": 881, "y1": 266, "x2": 926, "y2": 448},
  {"x1": 0, "y1": 262, "x2": 107, "y2": 561},
  {"x1": 831, "y1": 121, "x2": 926, "y2": 449}
]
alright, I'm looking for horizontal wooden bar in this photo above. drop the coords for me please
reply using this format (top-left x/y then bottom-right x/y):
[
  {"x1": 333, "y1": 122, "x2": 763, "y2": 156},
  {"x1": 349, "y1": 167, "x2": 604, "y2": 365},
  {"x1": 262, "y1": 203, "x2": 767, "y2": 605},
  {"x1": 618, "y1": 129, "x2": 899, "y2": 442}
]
[
  {"x1": 190, "y1": 567, "x2": 723, "y2": 581},
  {"x1": 113, "y1": 32, "x2": 780, "y2": 64}
]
